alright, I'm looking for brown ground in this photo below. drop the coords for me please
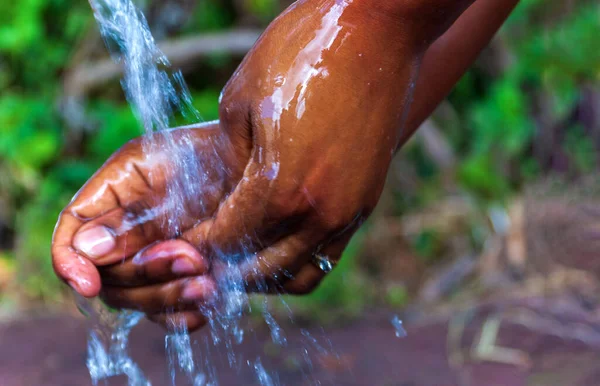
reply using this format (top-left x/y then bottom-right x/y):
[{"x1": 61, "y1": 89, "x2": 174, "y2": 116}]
[{"x1": 1, "y1": 309, "x2": 600, "y2": 386}]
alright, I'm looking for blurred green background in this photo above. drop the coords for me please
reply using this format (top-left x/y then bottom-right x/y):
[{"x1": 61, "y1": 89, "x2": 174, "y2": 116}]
[{"x1": 0, "y1": 0, "x2": 599, "y2": 321}]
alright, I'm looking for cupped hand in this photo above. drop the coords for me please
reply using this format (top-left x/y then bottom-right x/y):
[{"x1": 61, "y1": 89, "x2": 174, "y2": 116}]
[{"x1": 51, "y1": 123, "x2": 246, "y2": 317}]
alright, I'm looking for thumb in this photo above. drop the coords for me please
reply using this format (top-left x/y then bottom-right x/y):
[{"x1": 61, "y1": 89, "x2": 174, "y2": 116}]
[{"x1": 52, "y1": 211, "x2": 101, "y2": 297}]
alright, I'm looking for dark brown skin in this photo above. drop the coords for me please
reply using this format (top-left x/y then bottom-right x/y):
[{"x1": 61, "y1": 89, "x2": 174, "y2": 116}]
[{"x1": 52, "y1": 0, "x2": 520, "y2": 330}]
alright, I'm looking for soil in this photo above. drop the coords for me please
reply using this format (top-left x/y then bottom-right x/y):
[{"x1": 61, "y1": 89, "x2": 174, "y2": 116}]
[{"x1": 1, "y1": 309, "x2": 600, "y2": 386}]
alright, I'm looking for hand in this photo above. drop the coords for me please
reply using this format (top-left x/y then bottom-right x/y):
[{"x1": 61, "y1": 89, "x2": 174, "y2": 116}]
[{"x1": 51, "y1": 124, "x2": 245, "y2": 304}]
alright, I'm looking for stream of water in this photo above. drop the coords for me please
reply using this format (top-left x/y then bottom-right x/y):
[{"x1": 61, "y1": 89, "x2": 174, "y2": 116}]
[{"x1": 79, "y1": 1, "x2": 406, "y2": 385}]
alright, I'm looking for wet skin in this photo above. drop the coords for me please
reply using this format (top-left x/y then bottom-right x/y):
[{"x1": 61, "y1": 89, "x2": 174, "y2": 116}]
[{"x1": 52, "y1": 0, "x2": 520, "y2": 330}]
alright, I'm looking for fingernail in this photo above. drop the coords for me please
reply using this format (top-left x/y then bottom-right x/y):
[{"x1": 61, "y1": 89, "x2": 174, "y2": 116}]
[
  {"x1": 73, "y1": 226, "x2": 116, "y2": 258},
  {"x1": 172, "y1": 259, "x2": 197, "y2": 275},
  {"x1": 181, "y1": 277, "x2": 217, "y2": 302}
]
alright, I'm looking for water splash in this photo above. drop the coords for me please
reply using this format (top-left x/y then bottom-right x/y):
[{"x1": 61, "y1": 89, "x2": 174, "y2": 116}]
[
  {"x1": 77, "y1": 294, "x2": 149, "y2": 386},
  {"x1": 165, "y1": 320, "x2": 196, "y2": 385}
]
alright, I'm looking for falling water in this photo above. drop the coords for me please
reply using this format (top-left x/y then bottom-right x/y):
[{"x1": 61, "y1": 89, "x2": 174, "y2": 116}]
[
  {"x1": 79, "y1": 0, "x2": 345, "y2": 385},
  {"x1": 76, "y1": 294, "x2": 150, "y2": 386}
]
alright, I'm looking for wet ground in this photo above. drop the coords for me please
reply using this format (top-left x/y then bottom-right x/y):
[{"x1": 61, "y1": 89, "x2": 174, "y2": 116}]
[{"x1": 1, "y1": 310, "x2": 600, "y2": 386}]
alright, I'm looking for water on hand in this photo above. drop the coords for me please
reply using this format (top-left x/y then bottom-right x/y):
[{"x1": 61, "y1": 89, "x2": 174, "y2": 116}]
[{"x1": 80, "y1": 0, "x2": 345, "y2": 385}]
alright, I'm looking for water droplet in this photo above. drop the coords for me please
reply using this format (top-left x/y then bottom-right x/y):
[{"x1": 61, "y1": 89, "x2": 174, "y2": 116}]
[{"x1": 391, "y1": 315, "x2": 407, "y2": 338}]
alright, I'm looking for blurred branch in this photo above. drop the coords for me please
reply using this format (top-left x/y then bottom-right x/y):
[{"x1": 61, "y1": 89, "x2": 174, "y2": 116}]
[{"x1": 63, "y1": 29, "x2": 262, "y2": 98}]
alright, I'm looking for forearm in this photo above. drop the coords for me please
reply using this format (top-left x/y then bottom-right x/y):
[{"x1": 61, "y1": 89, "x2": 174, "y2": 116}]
[{"x1": 399, "y1": 0, "x2": 520, "y2": 147}]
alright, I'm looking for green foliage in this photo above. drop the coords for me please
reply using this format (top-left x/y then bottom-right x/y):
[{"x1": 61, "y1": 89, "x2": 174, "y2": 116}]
[
  {"x1": 0, "y1": 94, "x2": 62, "y2": 169},
  {"x1": 191, "y1": 89, "x2": 221, "y2": 122},
  {"x1": 440, "y1": 0, "x2": 600, "y2": 204},
  {"x1": 0, "y1": 0, "x2": 93, "y2": 299},
  {"x1": 458, "y1": 153, "x2": 510, "y2": 200}
]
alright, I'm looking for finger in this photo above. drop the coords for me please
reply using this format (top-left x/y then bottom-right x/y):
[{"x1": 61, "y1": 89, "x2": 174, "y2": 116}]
[
  {"x1": 237, "y1": 233, "x2": 313, "y2": 291},
  {"x1": 239, "y1": 220, "x2": 358, "y2": 295},
  {"x1": 52, "y1": 211, "x2": 101, "y2": 297},
  {"x1": 73, "y1": 204, "x2": 163, "y2": 266},
  {"x1": 282, "y1": 264, "x2": 327, "y2": 295},
  {"x1": 147, "y1": 311, "x2": 208, "y2": 332},
  {"x1": 184, "y1": 223, "x2": 316, "y2": 292},
  {"x1": 100, "y1": 240, "x2": 209, "y2": 287},
  {"x1": 101, "y1": 276, "x2": 217, "y2": 314}
]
